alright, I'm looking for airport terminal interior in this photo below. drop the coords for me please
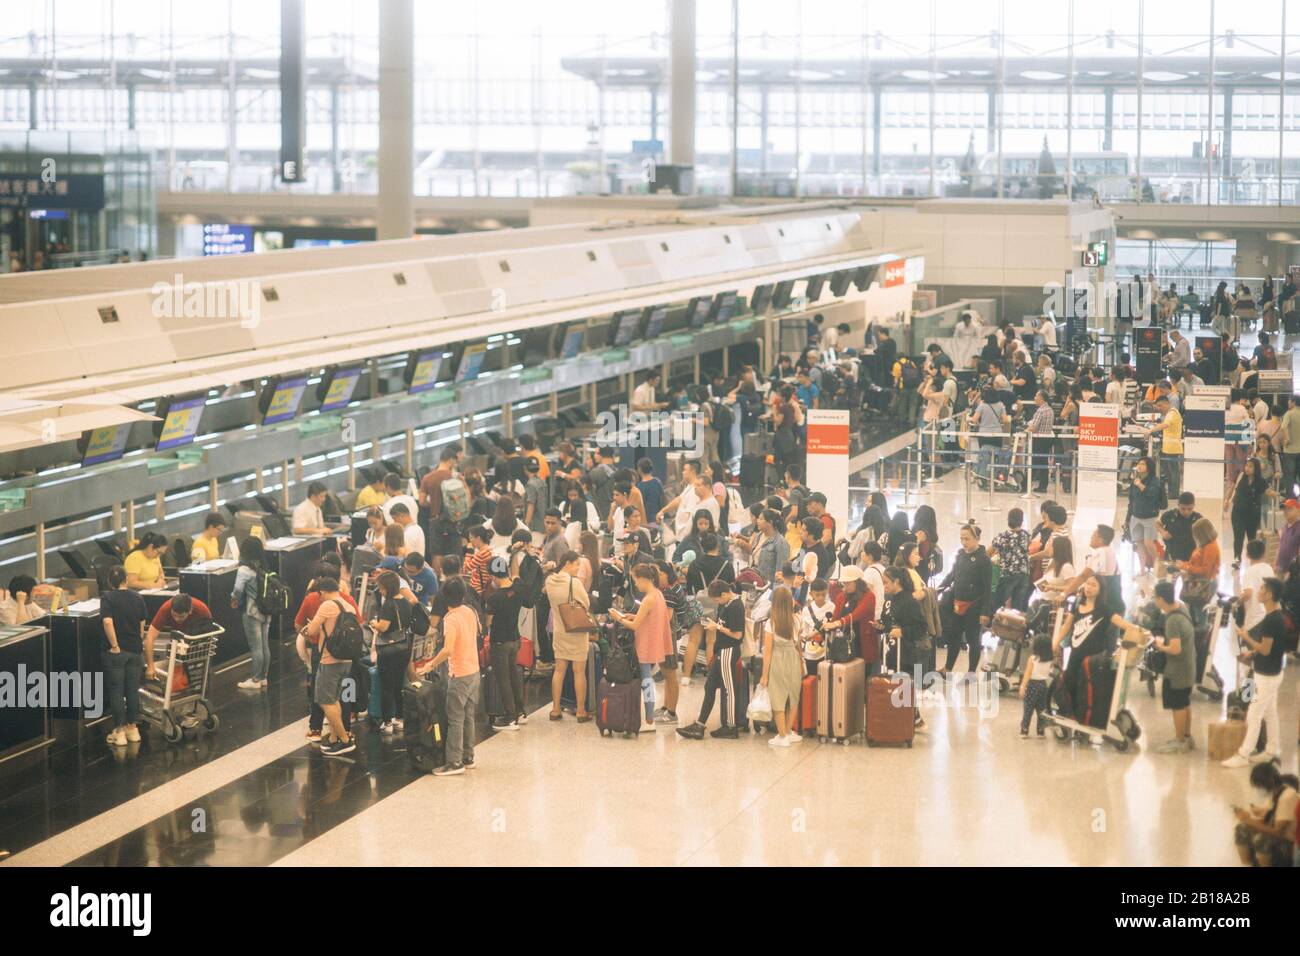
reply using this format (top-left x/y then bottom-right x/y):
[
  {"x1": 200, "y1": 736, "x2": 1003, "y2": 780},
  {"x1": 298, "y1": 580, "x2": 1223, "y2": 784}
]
[{"x1": 2, "y1": 0, "x2": 1300, "y2": 873}]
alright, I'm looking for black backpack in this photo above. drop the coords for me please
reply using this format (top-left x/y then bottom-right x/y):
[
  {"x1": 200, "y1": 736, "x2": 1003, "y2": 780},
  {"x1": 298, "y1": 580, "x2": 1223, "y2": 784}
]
[
  {"x1": 255, "y1": 570, "x2": 292, "y2": 616},
  {"x1": 711, "y1": 399, "x2": 733, "y2": 433},
  {"x1": 900, "y1": 360, "x2": 922, "y2": 389},
  {"x1": 324, "y1": 599, "x2": 366, "y2": 660},
  {"x1": 428, "y1": 517, "x2": 462, "y2": 558},
  {"x1": 514, "y1": 552, "x2": 545, "y2": 610}
]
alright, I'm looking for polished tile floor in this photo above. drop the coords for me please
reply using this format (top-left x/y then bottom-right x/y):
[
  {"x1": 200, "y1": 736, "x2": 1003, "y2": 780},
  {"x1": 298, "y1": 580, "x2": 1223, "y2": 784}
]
[{"x1": 4, "y1": 326, "x2": 1297, "y2": 866}]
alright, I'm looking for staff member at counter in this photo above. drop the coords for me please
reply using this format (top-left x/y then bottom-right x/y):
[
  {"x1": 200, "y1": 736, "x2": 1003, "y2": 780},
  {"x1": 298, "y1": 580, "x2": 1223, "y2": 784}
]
[
  {"x1": 144, "y1": 593, "x2": 213, "y2": 679},
  {"x1": 190, "y1": 513, "x2": 227, "y2": 563},
  {"x1": 292, "y1": 482, "x2": 331, "y2": 535},
  {"x1": 123, "y1": 533, "x2": 167, "y2": 590},
  {"x1": 0, "y1": 575, "x2": 43, "y2": 625},
  {"x1": 101, "y1": 565, "x2": 147, "y2": 747}
]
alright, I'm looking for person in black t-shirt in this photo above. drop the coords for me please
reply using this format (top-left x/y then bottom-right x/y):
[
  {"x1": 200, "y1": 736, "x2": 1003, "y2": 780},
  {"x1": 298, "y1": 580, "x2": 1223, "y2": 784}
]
[
  {"x1": 1222, "y1": 577, "x2": 1288, "y2": 768},
  {"x1": 676, "y1": 580, "x2": 748, "y2": 741},
  {"x1": 372, "y1": 570, "x2": 416, "y2": 734},
  {"x1": 100, "y1": 565, "x2": 147, "y2": 747},
  {"x1": 686, "y1": 534, "x2": 736, "y2": 594},
  {"x1": 484, "y1": 556, "x2": 526, "y2": 730},
  {"x1": 1159, "y1": 495, "x2": 1202, "y2": 568}
]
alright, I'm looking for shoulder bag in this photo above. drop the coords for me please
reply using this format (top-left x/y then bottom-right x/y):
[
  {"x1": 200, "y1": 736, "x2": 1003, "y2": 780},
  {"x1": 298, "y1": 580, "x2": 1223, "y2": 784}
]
[{"x1": 556, "y1": 576, "x2": 599, "y2": 634}]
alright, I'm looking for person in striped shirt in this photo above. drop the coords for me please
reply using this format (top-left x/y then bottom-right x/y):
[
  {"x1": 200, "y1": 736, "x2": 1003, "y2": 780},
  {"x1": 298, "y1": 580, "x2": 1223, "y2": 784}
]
[{"x1": 1025, "y1": 390, "x2": 1055, "y2": 493}]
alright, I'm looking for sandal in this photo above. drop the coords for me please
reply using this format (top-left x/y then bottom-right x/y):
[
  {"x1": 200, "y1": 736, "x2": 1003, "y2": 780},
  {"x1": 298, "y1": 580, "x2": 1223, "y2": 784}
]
[
  {"x1": 549, "y1": 711, "x2": 563, "y2": 721},
  {"x1": 576, "y1": 714, "x2": 593, "y2": 723}
]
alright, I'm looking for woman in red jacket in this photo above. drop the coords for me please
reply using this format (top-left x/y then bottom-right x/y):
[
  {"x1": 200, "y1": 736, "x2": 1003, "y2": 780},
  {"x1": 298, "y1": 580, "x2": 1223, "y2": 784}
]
[{"x1": 829, "y1": 565, "x2": 878, "y2": 674}]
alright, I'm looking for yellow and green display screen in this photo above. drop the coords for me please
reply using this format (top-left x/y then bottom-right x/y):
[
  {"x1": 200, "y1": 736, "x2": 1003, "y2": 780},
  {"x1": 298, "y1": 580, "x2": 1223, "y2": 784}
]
[
  {"x1": 156, "y1": 396, "x2": 207, "y2": 450},
  {"x1": 81, "y1": 424, "x2": 131, "y2": 466}
]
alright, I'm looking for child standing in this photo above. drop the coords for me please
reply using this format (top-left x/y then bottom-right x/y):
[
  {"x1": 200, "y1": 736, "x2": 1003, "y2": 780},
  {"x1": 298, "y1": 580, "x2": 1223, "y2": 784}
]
[{"x1": 1019, "y1": 633, "x2": 1054, "y2": 739}]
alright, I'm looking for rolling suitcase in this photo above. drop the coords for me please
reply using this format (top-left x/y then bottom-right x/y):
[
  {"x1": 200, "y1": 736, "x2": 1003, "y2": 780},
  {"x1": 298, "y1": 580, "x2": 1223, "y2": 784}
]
[
  {"x1": 596, "y1": 677, "x2": 642, "y2": 737},
  {"x1": 793, "y1": 672, "x2": 818, "y2": 733},
  {"x1": 739, "y1": 453, "x2": 766, "y2": 490},
  {"x1": 561, "y1": 641, "x2": 601, "y2": 714},
  {"x1": 403, "y1": 673, "x2": 448, "y2": 771},
  {"x1": 816, "y1": 658, "x2": 866, "y2": 743},
  {"x1": 866, "y1": 639, "x2": 915, "y2": 747},
  {"x1": 743, "y1": 431, "x2": 773, "y2": 458}
]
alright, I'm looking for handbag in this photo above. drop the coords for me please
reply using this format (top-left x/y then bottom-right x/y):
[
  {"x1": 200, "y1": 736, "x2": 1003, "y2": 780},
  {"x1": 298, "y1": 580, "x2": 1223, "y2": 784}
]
[
  {"x1": 556, "y1": 577, "x2": 598, "y2": 634},
  {"x1": 1180, "y1": 573, "x2": 1216, "y2": 606},
  {"x1": 953, "y1": 599, "x2": 973, "y2": 616}
]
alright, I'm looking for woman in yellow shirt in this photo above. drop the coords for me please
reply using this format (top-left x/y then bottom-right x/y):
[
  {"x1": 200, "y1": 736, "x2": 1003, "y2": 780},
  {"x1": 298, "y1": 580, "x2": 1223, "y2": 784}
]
[
  {"x1": 354, "y1": 470, "x2": 388, "y2": 509},
  {"x1": 123, "y1": 533, "x2": 167, "y2": 589}
]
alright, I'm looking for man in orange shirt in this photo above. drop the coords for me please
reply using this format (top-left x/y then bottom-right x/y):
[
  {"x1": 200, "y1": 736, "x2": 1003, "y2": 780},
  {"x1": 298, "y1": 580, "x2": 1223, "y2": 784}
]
[
  {"x1": 418, "y1": 576, "x2": 481, "y2": 775},
  {"x1": 516, "y1": 433, "x2": 550, "y2": 481}
]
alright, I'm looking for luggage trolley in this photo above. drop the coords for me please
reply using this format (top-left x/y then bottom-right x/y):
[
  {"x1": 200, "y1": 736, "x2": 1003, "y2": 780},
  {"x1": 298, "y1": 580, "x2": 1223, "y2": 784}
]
[
  {"x1": 982, "y1": 603, "x2": 1063, "y2": 696},
  {"x1": 139, "y1": 625, "x2": 223, "y2": 744},
  {"x1": 1044, "y1": 636, "x2": 1144, "y2": 753}
]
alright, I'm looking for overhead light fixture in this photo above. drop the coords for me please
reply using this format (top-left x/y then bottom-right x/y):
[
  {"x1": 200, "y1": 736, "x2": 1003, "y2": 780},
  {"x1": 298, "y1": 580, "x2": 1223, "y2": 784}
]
[{"x1": 1196, "y1": 230, "x2": 1228, "y2": 241}]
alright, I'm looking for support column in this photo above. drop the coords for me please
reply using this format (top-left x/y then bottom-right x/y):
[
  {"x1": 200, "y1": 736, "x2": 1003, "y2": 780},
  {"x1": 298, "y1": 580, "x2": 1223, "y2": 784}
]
[
  {"x1": 377, "y1": 0, "x2": 414, "y2": 240},
  {"x1": 1102, "y1": 87, "x2": 1114, "y2": 152},
  {"x1": 669, "y1": 0, "x2": 696, "y2": 177},
  {"x1": 330, "y1": 83, "x2": 342, "y2": 192},
  {"x1": 1221, "y1": 86, "x2": 1233, "y2": 202},
  {"x1": 986, "y1": 88, "x2": 997, "y2": 153},
  {"x1": 872, "y1": 87, "x2": 883, "y2": 176}
]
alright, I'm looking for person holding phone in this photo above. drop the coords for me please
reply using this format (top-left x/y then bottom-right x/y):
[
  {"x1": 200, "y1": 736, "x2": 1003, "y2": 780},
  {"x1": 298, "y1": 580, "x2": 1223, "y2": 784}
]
[
  {"x1": 100, "y1": 565, "x2": 147, "y2": 747},
  {"x1": 676, "y1": 579, "x2": 747, "y2": 740}
]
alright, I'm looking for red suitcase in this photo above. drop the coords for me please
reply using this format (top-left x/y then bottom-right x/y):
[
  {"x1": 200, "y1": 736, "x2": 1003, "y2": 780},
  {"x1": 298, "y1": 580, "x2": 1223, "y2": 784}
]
[
  {"x1": 596, "y1": 678, "x2": 642, "y2": 738},
  {"x1": 793, "y1": 673, "x2": 818, "y2": 733},
  {"x1": 866, "y1": 638, "x2": 915, "y2": 747}
]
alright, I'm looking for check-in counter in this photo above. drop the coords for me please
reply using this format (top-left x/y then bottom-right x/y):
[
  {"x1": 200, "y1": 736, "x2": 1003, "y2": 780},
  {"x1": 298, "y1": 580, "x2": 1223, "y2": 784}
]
[
  {"x1": 179, "y1": 559, "x2": 246, "y2": 669},
  {"x1": 263, "y1": 536, "x2": 327, "y2": 635},
  {"x1": 139, "y1": 586, "x2": 180, "y2": 619},
  {"x1": 43, "y1": 602, "x2": 111, "y2": 751},
  {"x1": 0, "y1": 622, "x2": 51, "y2": 763}
]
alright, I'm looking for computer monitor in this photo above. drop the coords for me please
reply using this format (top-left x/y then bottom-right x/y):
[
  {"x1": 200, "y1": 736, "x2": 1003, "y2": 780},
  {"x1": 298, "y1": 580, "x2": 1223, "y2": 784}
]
[
  {"x1": 454, "y1": 343, "x2": 488, "y2": 384},
  {"x1": 641, "y1": 305, "x2": 668, "y2": 339},
  {"x1": 405, "y1": 350, "x2": 445, "y2": 394},
  {"x1": 58, "y1": 549, "x2": 90, "y2": 578},
  {"x1": 78, "y1": 423, "x2": 131, "y2": 467},
  {"x1": 853, "y1": 264, "x2": 880, "y2": 292},
  {"x1": 749, "y1": 284, "x2": 774, "y2": 315},
  {"x1": 686, "y1": 296, "x2": 711, "y2": 329},
  {"x1": 232, "y1": 511, "x2": 268, "y2": 545},
  {"x1": 708, "y1": 291, "x2": 738, "y2": 324},
  {"x1": 608, "y1": 309, "x2": 643, "y2": 347},
  {"x1": 829, "y1": 270, "x2": 853, "y2": 297},
  {"x1": 772, "y1": 281, "x2": 796, "y2": 311},
  {"x1": 259, "y1": 375, "x2": 309, "y2": 425},
  {"x1": 154, "y1": 394, "x2": 207, "y2": 451},
  {"x1": 520, "y1": 325, "x2": 555, "y2": 366},
  {"x1": 318, "y1": 366, "x2": 364, "y2": 411},
  {"x1": 805, "y1": 274, "x2": 827, "y2": 303},
  {"x1": 479, "y1": 339, "x2": 507, "y2": 374},
  {"x1": 559, "y1": 325, "x2": 585, "y2": 359}
]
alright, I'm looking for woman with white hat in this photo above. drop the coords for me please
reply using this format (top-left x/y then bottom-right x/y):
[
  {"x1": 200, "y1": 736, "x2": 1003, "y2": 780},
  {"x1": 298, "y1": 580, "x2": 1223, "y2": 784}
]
[{"x1": 828, "y1": 564, "x2": 879, "y2": 674}]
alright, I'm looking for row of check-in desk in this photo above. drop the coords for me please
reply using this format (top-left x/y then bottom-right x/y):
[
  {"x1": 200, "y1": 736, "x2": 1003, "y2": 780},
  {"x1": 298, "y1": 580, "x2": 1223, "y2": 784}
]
[{"x1": 0, "y1": 533, "x2": 342, "y2": 770}]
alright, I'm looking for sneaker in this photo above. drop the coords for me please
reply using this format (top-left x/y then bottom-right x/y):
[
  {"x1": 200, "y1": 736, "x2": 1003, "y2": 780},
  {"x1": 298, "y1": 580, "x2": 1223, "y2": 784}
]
[
  {"x1": 653, "y1": 706, "x2": 668, "y2": 719},
  {"x1": 1221, "y1": 754, "x2": 1250, "y2": 768},
  {"x1": 1154, "y1": 738, "x2": 1192, "y2": 755},
  {"x1": 306, "y1": 730, "x2": 321, "y2": 743},
  {"x1": 463, "y1": 758, "x2": 476, "y2": 770},
  {"x1": 434, "y1": 763, "x2": 465, "y2": 776},
  {"x1": 676, "y1": 721, "x2": 706, "y2": 740},
  {"x1": 638, "y1": 721, "x2": 657, "y2": 734},
  {"x1": 1249, "y1": 751, "x2": 1279, "y2": 765},
  {"x1": 237, "y1": 678, "x2": 260, "y2": 690},
  {"x1": 768, "y1": 734, "x2": 791, "y2": 747},
  {"x1": 322, "y1": 738, "x2": 356, "y2": 757},
  {"x1": 392, "y1": 718, "x2": 404, "y2": 731},
  {"x1": 516, "y1": 712, "x2": 529, "y2": 725},
  {"x1": 655, "y1": 710, "x2": 678, "y2": 725},
  {"x1": 787, "y1": 732, "x2": 802, "y2": 743},
  {"x1": 710, "y1": 725, "x2": 740, "y2": 739},
  {"x1": 379, "y1": 720, "x2": 395, "y2": 735},
  {"x1": 259, "y1": 679, "x2": 269, "y2": 688},
  {"x1": 354, "y1": 710, "x2": 368, "y2": 720},
  {"x1": 105, "y1": 728, "x2": 128, "y2": 747},
  {"x1": 1019, "y1": 729, "x2": 1029, "y2": 739},
  {"x1": 493, "y1": 718, "x2": 519, "y2": 731},
  {"x1": 679, "y1": 676, "x2": 692, "y2": 687},
  {"x1": 124, "y1": 724, "x2": 141, "y2": 744}
]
